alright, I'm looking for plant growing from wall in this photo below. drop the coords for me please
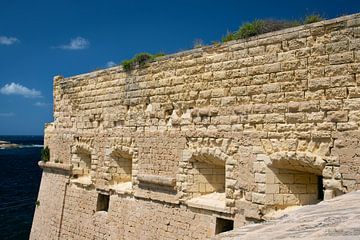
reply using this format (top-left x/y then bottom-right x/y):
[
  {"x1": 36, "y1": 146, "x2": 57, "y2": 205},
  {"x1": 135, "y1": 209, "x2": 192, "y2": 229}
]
[
  {"x1": 35, "y1": 200, "x2": 40, "y2": 207},
  {"x1": 41, "y1": 146, "x2": 50, "y2": 163},
  {"x1": 304, "y1": 14, "x2": 324, "y2": 24},
  {"x1": 121, "y1": 52, "x2": 165, "y2": 72},
  {"x1": 221, "y1": 31, "x2": 236, "y2": 42}
]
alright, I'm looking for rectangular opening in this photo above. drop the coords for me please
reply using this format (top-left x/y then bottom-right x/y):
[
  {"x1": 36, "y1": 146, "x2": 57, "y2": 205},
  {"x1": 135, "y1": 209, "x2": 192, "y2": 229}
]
[
  {"x1": 96, "y1": 193, "x2": 109, "y2": 212},
  {"x1": 215, "y1": 217, "x2": 234, "y2": 235},
  {"x1": 317, "y1": 175, "x2": 324, "y2": 200}
]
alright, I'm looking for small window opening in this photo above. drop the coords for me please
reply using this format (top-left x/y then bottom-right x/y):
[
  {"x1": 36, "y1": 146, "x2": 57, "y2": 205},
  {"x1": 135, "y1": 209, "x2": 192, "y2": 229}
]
[
  {"x1": 317, "y1": 175, "x2": 324, "y2": 200},
  {"x1": 96, "y1": 193, "x2": 109, "y2": 212},
  {"x1": 215, "y1": 217, "x2": 234, "y2": 234}
]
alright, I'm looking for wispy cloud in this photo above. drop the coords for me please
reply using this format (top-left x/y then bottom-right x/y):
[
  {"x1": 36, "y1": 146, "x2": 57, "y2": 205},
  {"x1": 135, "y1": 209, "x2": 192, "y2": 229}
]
[
  {"x1": 0, "y1": 82, "x2": 42, "y2": 98},
  {"x1": 57, "y1": 37, "x2": 90, "y2": 50},
  {"x1": 106, "y1": 61, "x2": 117, "y2": 68},
  {"x1": 0, "y1": 36, "x2": 19, "y2": 45},
  {"x1": 0, "y1": 112, "x2": 14, "y2": 117},
  {"x1": 34, "y1": 102, "x2": 50, "y2": 107}
]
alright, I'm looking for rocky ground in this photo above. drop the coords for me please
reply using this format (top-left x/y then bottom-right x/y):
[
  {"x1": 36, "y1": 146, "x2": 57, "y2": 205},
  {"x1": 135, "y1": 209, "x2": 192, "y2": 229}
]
[
  {"x1": 215, "y1": 191, "x2": 360, "y2": 240},
  {"x1": 0, "y1": 140, "x2": 19, "y2": 149}
]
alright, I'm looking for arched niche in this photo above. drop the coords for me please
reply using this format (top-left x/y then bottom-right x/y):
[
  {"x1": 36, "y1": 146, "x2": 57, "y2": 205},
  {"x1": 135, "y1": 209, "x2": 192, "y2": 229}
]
[
  {"x1": 264, "y1": 151, "x2": 326, "y2": 209},
  {"x1": 188, "y1": 152, "x2": 226, "y2": 198},
  {"x1": 108, "y1": 149, "x2": 133, "y2": 185},
  {"x1": 106, "y1": 147, "x2": 134, "y2": 194},
  {"x1": 71, "y1": 145, "x2": 92, "y2": 177},
  {"x1": 179, "y1": 147, "x2": 233, "y2": 213}
]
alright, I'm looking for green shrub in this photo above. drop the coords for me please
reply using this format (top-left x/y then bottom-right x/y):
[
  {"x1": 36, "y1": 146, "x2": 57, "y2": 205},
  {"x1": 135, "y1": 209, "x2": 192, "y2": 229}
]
[
  {"x1": 304, "y1": 14, "x2": 324, "y2": 24},
  {"x1": 236, "y1": 19, "x2": 301, "y2": 39},
  {"x1": 236, "y1": 20, "x2": 264, "y2": 39},
  {"x1": 211, "y1": 40, "x2": 221, "y2": 46},
  {"x1": 121, "y1": 52, "x2": 165, "y2": 72},
  {"x1": 41, "y1": 146, "x2": 50, "y2": 162},
  {"x1": 35, "y1": 200, "x2": 40, "y2": 207},
  {"x1": 221, "y1": 14, "x2": 324, "y2": 43}
]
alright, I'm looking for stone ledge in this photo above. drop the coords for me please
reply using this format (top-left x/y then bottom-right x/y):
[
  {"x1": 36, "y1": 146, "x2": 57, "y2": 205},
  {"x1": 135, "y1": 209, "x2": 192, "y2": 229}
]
[
  {"x1": 70, "y1": 176, "x2": 93, "y2": 188},
  {"x1": 38, "y1": 161, "x2": 72, "y2": 173},
  {"x1": 110, "y1": 182, "x2": 133, "y2": 195},
  {"x1": 134, "y1": 188, "x2": 179, "y2": 204},
  {"x1": 186, "y1": 192, "x2": 233, "y2": 214},
  {"x1": 137, "y1": 174, "x2": 176, "y2": 187}
]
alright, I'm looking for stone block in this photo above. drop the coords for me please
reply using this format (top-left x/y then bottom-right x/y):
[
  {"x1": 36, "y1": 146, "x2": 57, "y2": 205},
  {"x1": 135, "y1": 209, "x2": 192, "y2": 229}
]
[
  {"x1": 266, "y1": 184, "x2": 279, "y2": 194},
  {"x1": 329, "y1": 52, "x2": 354, "y2": 64},
  {"x1": 252, "y1": 193, "x2": 266, "y2": 204},
  {"x1": 327, "y1": 111, "x2": 348, "y2": 122},
  {"x1": 263, "y1": 83, "x2": 281, "y2": 94}
]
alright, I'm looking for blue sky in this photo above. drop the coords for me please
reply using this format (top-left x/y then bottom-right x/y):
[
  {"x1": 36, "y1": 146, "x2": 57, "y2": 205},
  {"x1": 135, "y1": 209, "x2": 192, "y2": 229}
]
[{"x1": 0, "y1": 0, "x2": 359, "y2": 135}]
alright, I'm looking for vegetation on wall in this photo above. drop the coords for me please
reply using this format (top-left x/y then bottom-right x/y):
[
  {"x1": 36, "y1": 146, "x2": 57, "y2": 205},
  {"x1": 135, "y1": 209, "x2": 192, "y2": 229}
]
[
  {"x1": 221, "y1": 14, "x2": 324, "y2": 42},
  {"x1": 303, "y1": 14, "x2": 324, "y2": 24},
  {"x1": 41, "y1": 146, "x2": 50, "y2": 162},
  {"x1": 121, "y1": 52, "x2": 165, "y2": 72},
  {"x1": 118, "y1": 14, "x2": 324, "y2": 72}
]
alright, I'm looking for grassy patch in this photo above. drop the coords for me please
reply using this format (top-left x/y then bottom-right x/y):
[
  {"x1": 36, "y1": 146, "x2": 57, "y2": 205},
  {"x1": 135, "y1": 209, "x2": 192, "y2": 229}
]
[
  {"x1": 304, "y1": 14, "x2": 324, "y2": 24},
  {"x1": 121, "y1": 52, "x2": 165, "y2": 72}
]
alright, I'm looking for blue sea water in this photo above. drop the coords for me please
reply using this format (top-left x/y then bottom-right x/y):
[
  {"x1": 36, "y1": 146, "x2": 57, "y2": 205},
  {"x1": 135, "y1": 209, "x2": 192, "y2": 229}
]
[{"x1": 0, "y1": 136, "x2": 43, "y2": 240}]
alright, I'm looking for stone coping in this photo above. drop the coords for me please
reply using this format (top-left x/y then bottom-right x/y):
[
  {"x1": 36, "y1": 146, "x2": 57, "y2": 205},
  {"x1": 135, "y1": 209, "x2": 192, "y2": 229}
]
[{"x1": 137, "y1": 174, "x2": 176, "y2": 187}]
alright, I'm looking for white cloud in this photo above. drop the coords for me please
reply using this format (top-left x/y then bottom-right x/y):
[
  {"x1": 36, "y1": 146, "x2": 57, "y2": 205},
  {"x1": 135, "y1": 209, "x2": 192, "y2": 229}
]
[
  {"x1": 0, "y1": 112, "x2": 14, "y2": 117},
  {"x1": 58, "y1": 37, "x2": 90, "y2": 50},
  {"x1": 0, "y1": 82, "x2": 42, "y2": 98},
  {"x1": 34, "y1": 102, "x2": 50, "y2": 107},
  {"x1": 0, "y1": 36, "x2": 19, "y2": 45},
  {"x1": 106, "y1": 61, "x2": 117, "y2": 68}
]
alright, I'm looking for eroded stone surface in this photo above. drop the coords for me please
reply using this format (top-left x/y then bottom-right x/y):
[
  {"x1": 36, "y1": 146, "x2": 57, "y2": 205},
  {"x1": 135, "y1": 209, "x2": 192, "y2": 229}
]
[{"x1": 214, "y1": 191, "x2": 360, "y2": 240}]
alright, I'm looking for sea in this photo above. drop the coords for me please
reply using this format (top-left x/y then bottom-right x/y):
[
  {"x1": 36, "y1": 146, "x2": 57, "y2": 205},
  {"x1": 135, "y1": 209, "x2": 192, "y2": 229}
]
[{"x1": 0, "y1": 136, "x2": 43, "y2": 240}]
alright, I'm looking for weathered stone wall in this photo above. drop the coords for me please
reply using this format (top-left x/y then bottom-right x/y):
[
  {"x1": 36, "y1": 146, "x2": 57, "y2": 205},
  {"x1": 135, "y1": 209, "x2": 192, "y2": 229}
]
[
  {"x1": 30, "y1": 170, "x2": 69, "y2": 239},
  {"x1": 31, "y1": 13, "x2": 360, "y2": 240}
]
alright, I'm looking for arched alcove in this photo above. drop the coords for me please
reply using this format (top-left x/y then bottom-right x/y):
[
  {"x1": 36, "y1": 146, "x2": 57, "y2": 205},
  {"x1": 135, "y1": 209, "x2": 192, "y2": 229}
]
[
  {"x1": 264, "y1": 151, "x2": 325, "y2": 209},
  {"x1": 109, "y1": 149, "x2": 132, "y2": 185},
  {"x1": 107, "y1": 148, "x2": 133, "y2": 193},
  {"x1": 179, "y1": 147, "x2": 232, "y2": 213},
  {"x1": 188, "y1": 153, "x2": 226, "y2": 198},
  {"x1": 71, "y1": 146, "x2": 92, "y2": 177}
]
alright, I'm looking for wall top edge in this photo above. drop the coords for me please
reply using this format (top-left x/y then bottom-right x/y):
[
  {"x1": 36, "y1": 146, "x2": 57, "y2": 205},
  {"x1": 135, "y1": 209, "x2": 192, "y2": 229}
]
[{"x1": 54, "y1": 12, "x2": 360, "y2": 83}]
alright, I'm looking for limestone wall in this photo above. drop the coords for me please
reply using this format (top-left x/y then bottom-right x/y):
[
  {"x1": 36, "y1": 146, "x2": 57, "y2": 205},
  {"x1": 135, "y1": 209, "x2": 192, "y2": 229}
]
[{"x1": 31, "y1": 13, "x2": 360, "y2": 240}]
